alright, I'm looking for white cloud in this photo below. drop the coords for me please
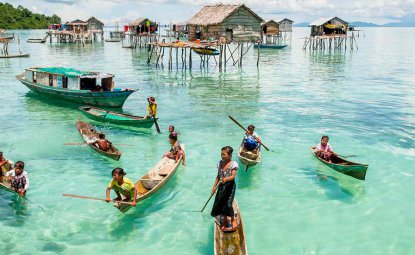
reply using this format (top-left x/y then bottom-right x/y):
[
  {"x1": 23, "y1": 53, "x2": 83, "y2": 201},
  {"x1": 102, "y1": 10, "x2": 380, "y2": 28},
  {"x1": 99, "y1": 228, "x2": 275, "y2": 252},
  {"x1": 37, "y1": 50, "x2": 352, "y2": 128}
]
[{"x1": 2, "y1": 0, "x2": 415, "y2": 24}]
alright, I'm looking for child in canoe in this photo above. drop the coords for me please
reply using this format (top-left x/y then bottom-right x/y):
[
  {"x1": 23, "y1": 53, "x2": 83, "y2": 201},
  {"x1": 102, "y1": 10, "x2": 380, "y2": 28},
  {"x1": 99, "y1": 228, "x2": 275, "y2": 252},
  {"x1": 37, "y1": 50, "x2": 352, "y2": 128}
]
[
  {"x1": 145, "y1": 97, "x2": 157, "y2": 119},
  {"x1": 0, "y1": 151, "x2": 13, "y2": 179},
  {"x1": 316, "y1": 135, "x2": 337, "y2": 162},
  {"x1": 106, "y1": 168, "x2": 137, "y2": 208},
  {"x1": 91, "y1": 133, "x2": 111, "y2": 152},
  {"x1": 5, "y1": 161, "x2": 29, "y2": 197},
  {"x1": 164, "y1": 132, "x2": 186, "y2": 165},
  {"x1": 243, "y1": 125, "x2": 261, "y2": 151},
  {"x1": 211, "y1": 146, "x2": 238, "y2": 231}
]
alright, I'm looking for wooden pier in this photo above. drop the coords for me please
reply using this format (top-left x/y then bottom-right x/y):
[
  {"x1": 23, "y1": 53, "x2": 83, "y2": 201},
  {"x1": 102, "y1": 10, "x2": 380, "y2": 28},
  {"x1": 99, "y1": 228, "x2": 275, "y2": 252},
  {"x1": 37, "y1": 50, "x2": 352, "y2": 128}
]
[
  {"x1": 146, "y1": 40, "x2": 259, "y2": 70},
  {"x1": 302, "y1": 34, "x2": 358, "y2": 51}
]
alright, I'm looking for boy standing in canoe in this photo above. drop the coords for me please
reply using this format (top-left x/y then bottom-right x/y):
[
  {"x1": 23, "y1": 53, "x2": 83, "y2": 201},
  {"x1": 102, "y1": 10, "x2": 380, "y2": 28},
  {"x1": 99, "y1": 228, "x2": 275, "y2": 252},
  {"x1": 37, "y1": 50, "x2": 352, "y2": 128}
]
[
  {"x1": 5, "y1": 161, "x2": 29, "y2": 197},
  {"x1": 145, "y1": 97, "x2": 157, "y2": 119},
  {"x1": 106, "y1": 168, "x2": 137, "y2": 208},
  {"x1": 316, "y1": 135, "x2": 337, "y2": 162}
]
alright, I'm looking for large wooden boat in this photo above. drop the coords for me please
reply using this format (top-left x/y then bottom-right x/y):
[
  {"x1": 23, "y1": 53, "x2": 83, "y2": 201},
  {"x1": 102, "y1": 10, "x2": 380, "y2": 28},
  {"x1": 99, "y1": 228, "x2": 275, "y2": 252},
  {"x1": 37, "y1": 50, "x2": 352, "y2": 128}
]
[
  {"x1": 214, "y1": 200, "x2": 248, "y2": 255},
  {"x1": 79, "y1": 106, "x2": 157, "y2": 128},
  {"x1": 118, "y1": 145, "x2": 185, "y2": 213},
  {"x1": 76, "y1": 121, "x2": 122, "y2": 161},
  {"x1": 253, "y1": 44, "x2": 288, "y2": 49},
  {"x1": 310, "y1": 146, "x2": 368, "y2": 180},
  {"x1": 16, "y1": 67, "x2": 136, "y2": 108},
  {"x1": 237, "y1": 139, "x2": 261, "y2": 167},
  {"x1": 192, "y1": 47, "x2": 220, "y2": 56}
]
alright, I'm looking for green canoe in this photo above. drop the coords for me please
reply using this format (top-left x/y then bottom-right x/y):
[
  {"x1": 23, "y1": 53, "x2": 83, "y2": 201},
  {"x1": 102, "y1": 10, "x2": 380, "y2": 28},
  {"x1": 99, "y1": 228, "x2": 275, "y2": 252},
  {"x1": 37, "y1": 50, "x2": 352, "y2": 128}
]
[
  {"x1": 310, "y1": 146, "x2": 368, "y2": 180},
  {"x1": 79, "y1": 106, "x2": 157, "y2": 128}
]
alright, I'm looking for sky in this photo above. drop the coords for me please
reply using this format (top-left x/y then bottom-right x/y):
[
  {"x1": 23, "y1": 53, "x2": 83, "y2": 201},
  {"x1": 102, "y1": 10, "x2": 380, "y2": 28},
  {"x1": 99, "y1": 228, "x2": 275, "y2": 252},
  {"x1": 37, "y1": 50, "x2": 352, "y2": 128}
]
[{"x1": 2, "y1": 0, "x2": 415, "y2": 25}]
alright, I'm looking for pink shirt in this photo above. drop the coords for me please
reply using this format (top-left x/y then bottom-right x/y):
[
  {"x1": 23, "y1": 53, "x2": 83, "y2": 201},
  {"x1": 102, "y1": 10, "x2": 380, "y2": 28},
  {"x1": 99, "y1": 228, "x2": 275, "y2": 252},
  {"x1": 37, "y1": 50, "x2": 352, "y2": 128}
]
[{"x1": 317, "y1": 143, "x2": 332, "y2": 152}]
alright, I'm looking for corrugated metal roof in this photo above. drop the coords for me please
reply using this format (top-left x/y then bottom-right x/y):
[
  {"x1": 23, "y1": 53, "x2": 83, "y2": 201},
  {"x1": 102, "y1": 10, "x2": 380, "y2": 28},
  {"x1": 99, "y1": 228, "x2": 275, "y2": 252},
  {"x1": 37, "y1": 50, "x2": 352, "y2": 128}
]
[{"x1": 309, "y1": 17, "x2": 347, "y2": 26}]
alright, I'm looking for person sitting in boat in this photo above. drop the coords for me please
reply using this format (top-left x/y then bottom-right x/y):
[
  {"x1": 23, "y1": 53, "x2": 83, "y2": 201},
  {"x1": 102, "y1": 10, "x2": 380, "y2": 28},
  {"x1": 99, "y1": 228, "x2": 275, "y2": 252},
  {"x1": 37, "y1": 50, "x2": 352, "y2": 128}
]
[
  {"x1": 164, "y1": 132, "x2": 186, "y2": 166},
  {"x1": 5, "y1": 161, "x2": 29, "y2": 197},
  {"x1": 316, "y1": 135, "x2": 337, "y2": 163},
  {"x1": 89, "y1": 133, "x2": 111, "y2": 152},
  {"x1": 244, "y1": 125, "x2": 261, "y2": 151},
  {"x1": 168, "y1": 125, "x2": 175, "y2": 134},
  {"x1": 106, "y1": 168, "x2": 137, "y2": 208},
  {"x1": 0, "y1": 151, "x2": 13, "y2": 178},
  {"x1": 211, "y1": 146, "x2": 238, "y2": 231},
  {"x1": 145, "y1": 97, "x2": 157, "y2": 119}
]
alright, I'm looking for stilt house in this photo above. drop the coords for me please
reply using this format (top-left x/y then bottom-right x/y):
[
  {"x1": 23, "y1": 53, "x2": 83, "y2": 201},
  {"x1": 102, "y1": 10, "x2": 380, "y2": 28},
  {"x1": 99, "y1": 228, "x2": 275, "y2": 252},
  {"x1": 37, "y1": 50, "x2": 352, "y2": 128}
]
[{"x1": 309, "y1": 17, "x2": 348, "y2": 37}]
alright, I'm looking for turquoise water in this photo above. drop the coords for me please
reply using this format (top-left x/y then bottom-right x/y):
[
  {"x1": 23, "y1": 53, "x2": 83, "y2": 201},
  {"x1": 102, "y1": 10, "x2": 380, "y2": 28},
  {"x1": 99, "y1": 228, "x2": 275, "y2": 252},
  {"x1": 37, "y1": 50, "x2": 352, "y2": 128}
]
[{"x1": 1, "y1": 27, "x2": 415, "y2": 254}]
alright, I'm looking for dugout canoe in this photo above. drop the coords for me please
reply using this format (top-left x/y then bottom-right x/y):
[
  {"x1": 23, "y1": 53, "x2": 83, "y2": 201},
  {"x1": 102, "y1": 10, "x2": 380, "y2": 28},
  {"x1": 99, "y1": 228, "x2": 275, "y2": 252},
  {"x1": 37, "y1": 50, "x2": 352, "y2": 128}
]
[
  {"x1": 0, "y1": 53, "x2": 30, "y2": 58},
  {"x1": 192, "y1": 47, "x2": 220, "y2": 56},
  {"x1": 237, "y1": 139, "x2": 261, "y2": 167},
  {"x1": 118, "y1": 145, "x2": 185, "y2": 213},
  {"x1": 76, "y1": 120, "x2": 122, "y2": 161},
  {"x1": 253, "y1": 44, "x2": 288, "y2": 49},
  {"x1": 214, "y1": 200, "x2": 248, "y2": 255},
  {"x1": 310, "y1": 146, "x2": 368, "y2": 180},
  {"x1": 0, "y1": 160, "x2": 18, "y2": 194},
  {"x1": 79, "y1": 106, "x2": 157, "y2": 128}
]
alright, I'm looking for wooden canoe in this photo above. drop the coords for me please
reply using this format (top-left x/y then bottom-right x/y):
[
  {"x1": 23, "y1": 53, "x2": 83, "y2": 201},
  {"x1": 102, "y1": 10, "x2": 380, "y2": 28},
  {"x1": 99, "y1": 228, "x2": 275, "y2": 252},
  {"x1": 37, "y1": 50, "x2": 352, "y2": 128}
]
[
  {"x1": 0, "y1": 53, "x2": 30, "y2": 58},
  {"x1": 27, "y1": 38, "x2": 46, "y2": 43},
  {"x1": 192, "y1": 47, "x2": 220, "y2": 56},
  {"x1": 310, "y1": 146, "x2": 368, "y2": 180},
  {"x1": 214, "y1": 200, "x2": 248, "y2": 255},
  {"x1": 0, "y1": 161, "x2": 16, "y2": 194},
  {"x1": 76, "y1": 120, "x2": 122, "y2": 161},
  {"x1": 237, "y1": 140, "x2": 261, "y2": 167},
  {"x1": 79, "y1": 106, "x2": 157, "y2": 128},
  {"x1": 118, "y1": 145, "x2": 185, "y2": 213},
  {"x1": 253, "y1": 44, "x2": 288, "y2": 49}
]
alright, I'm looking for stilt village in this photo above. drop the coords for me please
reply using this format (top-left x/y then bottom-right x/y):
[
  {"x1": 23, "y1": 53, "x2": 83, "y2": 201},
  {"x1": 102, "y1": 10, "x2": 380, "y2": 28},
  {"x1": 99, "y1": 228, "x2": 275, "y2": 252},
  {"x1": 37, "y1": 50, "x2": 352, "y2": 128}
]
[{"x1": 0, "y1": 3, "x2": 375, "y2": 255}]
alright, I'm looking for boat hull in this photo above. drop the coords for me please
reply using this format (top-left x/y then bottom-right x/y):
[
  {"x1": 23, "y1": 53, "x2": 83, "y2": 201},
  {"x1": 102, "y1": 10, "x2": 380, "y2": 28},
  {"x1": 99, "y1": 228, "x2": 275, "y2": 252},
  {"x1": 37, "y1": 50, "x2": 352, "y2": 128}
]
[
  {"x1": 0, "y1": 54, "x2": 30, "y2": 58},
  {"x1": 192, "y1": 47, "x2": 220, "y2": 56},
  {"x1": 79, "y1": 106, "x2": 156, "y2": 128},
  {"x1": 214, "y1": 200, "x2": 248, "y2": 255},
  {"x1": 76, "y1": 121, "x2": 122, "y2": 161},
  {"x1": 310, "y1": 147, "x2": 368, "y2": 180},
  {"x1": 18, "y1": 78, "x2": 135, "y2": 108},
  {"x1": 237, "y1": 140, "x2": 261, "y2": 167},
  {"x1": 118, "y1": 145, "x2": 185, "y2": 213},
  {"x1": 253, "y1": 44, "x2": 288, "y2": 49}
]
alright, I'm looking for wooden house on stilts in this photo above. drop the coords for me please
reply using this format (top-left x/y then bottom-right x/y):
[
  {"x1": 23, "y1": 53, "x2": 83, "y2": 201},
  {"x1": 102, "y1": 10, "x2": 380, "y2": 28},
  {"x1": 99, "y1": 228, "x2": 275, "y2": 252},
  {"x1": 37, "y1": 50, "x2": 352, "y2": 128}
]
[{"x1": 303, "y1": 17, "x2": 358, "y2": 51}]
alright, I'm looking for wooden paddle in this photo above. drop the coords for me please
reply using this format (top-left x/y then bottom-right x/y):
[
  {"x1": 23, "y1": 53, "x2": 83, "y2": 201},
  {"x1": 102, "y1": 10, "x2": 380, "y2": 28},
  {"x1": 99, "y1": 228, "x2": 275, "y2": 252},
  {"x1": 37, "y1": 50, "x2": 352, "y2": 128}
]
[
  {"x1": 62, "y1": 194, "x2": 134, "y2": 205},
  {"x1": 228, "y1": 115, "x2": 269, "y2": 151},
  {"x1": 147, "y1": 98, "x2": 161, "y2": 134},
  {"x1": 64, "y1": 142, "x2": 133, "y2": 146}
]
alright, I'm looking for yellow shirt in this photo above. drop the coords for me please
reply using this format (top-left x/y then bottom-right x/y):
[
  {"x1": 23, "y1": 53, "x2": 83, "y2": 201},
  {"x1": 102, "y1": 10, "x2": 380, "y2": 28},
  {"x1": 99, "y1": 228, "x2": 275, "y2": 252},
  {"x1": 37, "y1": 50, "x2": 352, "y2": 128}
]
[
  {"x1": 147, "y1": 103, "x2": 157, "y2": 116},
  {"x1": 108, "y1": 177, "x2": 134, "y2": 189}
]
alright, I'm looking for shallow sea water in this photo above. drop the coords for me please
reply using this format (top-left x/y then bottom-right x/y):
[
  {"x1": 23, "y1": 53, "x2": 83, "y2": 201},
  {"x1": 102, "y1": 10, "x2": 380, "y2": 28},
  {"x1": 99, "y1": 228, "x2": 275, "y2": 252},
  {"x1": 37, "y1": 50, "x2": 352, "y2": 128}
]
[{"x1": 0, "y1": 27, "x2": 415, "y2": 254}]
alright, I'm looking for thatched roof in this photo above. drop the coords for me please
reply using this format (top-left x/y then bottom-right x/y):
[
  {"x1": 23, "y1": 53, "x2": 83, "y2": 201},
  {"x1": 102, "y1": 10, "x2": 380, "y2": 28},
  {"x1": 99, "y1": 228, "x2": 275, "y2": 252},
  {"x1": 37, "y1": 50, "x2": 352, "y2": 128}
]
[
  {"x1": 87, "y1": 17, "x2": 104, "y2": 25},
  {"x1": 188, "y1": 4, "x2": 264, "y2": 26},
  {"x1": 279, "y1": 18, "x2": 294, "y2": 24},
  {"x1": 66, "y1": 19, "x2": 87, "y2": 26},
  {"x1": 262, "y1": 20, "x2": 279, "y2": 27}
]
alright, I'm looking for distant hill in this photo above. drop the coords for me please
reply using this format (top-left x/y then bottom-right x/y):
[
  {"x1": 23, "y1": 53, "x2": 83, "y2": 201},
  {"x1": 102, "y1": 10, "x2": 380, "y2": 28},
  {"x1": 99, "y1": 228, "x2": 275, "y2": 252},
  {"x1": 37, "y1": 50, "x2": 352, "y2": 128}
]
[
  {"x1": 349, "y1": 22, "x2": 380, "y2": 27},
  {"x1": 293, "y1": 22, "x2": 309, "y2": 27},
  {"x1": 0, "y1": 3, "x2": 61, "y2": 29}
]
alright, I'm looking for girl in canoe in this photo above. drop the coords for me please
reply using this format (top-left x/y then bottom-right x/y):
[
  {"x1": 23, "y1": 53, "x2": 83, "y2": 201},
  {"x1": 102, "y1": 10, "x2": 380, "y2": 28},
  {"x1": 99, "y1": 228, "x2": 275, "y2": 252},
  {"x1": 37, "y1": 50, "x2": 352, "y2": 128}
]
[
  {"x1": 211, "y1": 146, "x2": 238, "y2": 231},
  {"x1": 106, "y1": 168, "x2": 137, "y2": 208},
  {"x1": 164, "y1": 132, "x2": 186, "y2": 165},
  {"x1": 316, "y1": 135, "x2": 337, "y2": 163},
  {"x1": 5, "y1": 161, "x2": 29, "y2": 197}
]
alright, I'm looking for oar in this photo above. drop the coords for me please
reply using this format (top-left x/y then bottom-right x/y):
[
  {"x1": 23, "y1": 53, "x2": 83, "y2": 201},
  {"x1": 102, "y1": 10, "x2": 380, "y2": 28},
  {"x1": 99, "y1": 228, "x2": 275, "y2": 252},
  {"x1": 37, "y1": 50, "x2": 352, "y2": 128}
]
[
  {"x1": 338, "y1": 154, "x2": 356, "y2": 158},
  {"x1": 62, "y1": 194, "x2": 134, "y2": 205},
  {"x1": 228, "y1": 115, "x2": 269, "y2": 151},
  {"x1": 147, "y1": 99, "x2": 161, "y2": 134},
  {"x1": 186, "y1": 184, "x2": 219, "y2": 213},
  {"x1": 245, "y1": 164, "x2": 249, "y2": 173},
  {"x1": 64, "y1": 142, "x2": 133, "y2": 146}
]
